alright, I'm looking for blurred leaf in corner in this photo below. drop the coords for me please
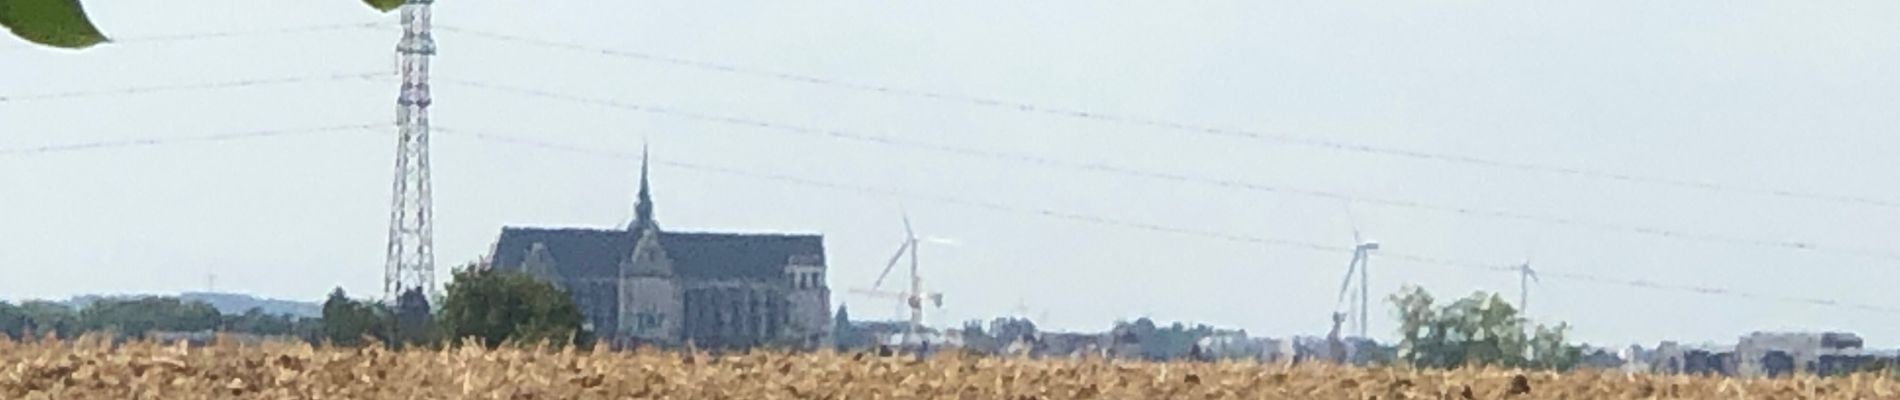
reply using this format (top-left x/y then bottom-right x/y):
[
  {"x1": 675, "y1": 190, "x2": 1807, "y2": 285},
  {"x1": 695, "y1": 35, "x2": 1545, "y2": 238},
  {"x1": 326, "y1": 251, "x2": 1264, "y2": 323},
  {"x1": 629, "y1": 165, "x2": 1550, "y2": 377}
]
[
  {"x1": 363, "y1": 0, "x2": 404, "y2": 13},
  {"x1": 0, "y1": 0, "x2": 109, "y2": 49}
]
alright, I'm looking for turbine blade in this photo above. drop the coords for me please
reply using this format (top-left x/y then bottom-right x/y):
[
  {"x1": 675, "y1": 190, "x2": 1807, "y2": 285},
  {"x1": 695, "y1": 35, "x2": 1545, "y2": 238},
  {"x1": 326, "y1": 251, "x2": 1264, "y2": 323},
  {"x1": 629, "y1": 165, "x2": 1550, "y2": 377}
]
[
  {"x1": 902, "y1": 212, "x2": 916, "y2": 240},
  {"x1": 1336, "y1": 252, "x2": 1361, "y2": 306},
  {"x1": 873, "y1": 240, "x2": 910, "y2": 289},
  {"x1": 1344, "y1": 202, "x2": 1363, "y2": 244}
]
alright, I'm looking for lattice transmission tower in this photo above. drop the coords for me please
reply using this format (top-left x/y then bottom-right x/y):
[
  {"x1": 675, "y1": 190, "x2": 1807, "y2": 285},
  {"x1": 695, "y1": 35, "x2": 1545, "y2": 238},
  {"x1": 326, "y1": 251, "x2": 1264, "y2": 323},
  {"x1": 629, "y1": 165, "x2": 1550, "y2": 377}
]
[{"x1": 384, "y1": 0, "x2": 437, "y2": 303}]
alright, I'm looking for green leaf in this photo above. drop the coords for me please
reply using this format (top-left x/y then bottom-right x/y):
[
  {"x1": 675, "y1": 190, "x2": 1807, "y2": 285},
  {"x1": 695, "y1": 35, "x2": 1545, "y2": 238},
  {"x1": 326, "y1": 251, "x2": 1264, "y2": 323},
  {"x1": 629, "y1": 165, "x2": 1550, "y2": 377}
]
[
  {"x1": 0, "y1": 0, "x2": 108, "y2": 49},
  {"x1": 363, "y1": 0, "x2": 404, "y2": 13}
]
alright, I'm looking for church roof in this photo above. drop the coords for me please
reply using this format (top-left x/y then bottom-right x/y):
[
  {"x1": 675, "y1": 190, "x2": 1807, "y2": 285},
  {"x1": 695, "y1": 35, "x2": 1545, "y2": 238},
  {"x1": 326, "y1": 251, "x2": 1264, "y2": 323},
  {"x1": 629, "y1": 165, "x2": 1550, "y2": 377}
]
[
  {"x1": 492, "y1": 226, "x2": 824, "y2": 281},
  {"x1": 493, "y1": 227, "x2": 629, "y2": 280},
  {"x1": 660, "y1": 231, "x2": 826, "y2": 278}
]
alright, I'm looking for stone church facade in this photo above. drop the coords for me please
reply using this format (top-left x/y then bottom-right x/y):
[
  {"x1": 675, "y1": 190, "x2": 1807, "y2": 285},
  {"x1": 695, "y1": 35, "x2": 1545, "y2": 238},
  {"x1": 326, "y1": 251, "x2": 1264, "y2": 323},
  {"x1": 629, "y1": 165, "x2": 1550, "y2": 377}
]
[{"x1": 488, "y1": 152, "x2": 831, "y2": 349}]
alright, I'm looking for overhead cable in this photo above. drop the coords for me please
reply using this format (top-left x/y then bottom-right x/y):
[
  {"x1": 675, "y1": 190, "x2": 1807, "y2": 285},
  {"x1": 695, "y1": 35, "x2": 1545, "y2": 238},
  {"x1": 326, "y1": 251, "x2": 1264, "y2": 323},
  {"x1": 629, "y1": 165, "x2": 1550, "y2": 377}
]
[
  {"x1": 436, "y1": 25, "x2": 1900, "y2": 210},
  {"x1": 0, "y1": 72, "x2": 385, "y2": 104},
  {"x1": 0, "y1": 124, "x2": 383, "y2": 156},
  {"x1": 443, "y1": 79, "x2": 1900, "y2": 262}
]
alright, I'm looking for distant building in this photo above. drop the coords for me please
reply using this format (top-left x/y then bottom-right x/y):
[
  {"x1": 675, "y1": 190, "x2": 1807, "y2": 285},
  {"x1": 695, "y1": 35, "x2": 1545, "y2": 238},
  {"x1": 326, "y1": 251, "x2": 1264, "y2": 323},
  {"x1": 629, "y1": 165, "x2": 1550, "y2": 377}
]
[
  {"x1": 1038, "y1": 332, "x2": 1109, "y2": 359},
  {"x1": 1575, "y1": 346, "x2": 1625, "y2": 370},
  {"x1": 1197, "y1": 330, "x2": 1264, "y2": 361},
  {"x1": 1651, "y1": 341, "x2": 1735, "y2": 376},
  {"x1": 488, "y1": 151, "x2": 831, "y2": 350},
  {"x1": 1735, "y1": 331, "x2": 1870, "y2": 378}
]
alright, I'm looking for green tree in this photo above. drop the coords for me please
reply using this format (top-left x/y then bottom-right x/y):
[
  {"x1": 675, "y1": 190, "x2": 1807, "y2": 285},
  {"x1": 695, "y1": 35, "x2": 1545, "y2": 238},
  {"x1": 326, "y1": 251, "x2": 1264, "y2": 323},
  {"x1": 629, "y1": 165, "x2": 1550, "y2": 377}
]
[
  {"x1": 435, "y1": 268, "x2": 584, "y2": 348},
  {"x1": 220, "y1": 307, "x2": 322, "y2": 340},
  {"x1": 0, "y1": 302, "x2": 21, "y2": 338},
  {"x1": 1527, "y1": 322, "x2": 1582, "y2": 370},
  {"x1": 79, "y1": 297, "x2": 221, "y2": 338},
  {"x1": 10, "y1": 301, "x2": 80, "y2": 338},
  {"x1": 831, "y1": 305, "x2": 856, "y2": 350},
  {"x1": 320, "y1": 287, "x2": 389, "y2": 347},
  {"x1": 391, "y1": 287, "x2": 436, "y2": 347},
  {"x1": 1389, "y1": 285, "x2": 1580, "y2": 371}
]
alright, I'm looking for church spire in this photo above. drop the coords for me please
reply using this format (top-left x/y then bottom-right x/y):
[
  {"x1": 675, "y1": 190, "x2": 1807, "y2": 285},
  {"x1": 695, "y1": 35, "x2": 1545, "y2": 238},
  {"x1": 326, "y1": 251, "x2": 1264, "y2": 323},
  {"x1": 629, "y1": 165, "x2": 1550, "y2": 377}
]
[{"x1": 632, "y1": 142, "x2": 655, "y2": 230}]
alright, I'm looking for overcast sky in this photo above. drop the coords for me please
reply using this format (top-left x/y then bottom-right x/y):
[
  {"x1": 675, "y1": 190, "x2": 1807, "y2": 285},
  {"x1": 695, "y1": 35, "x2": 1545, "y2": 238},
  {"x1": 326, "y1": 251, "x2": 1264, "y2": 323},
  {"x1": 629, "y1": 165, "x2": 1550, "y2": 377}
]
[{"x1": 3, "y1": 1, "x2": 1897, "y2": 348}]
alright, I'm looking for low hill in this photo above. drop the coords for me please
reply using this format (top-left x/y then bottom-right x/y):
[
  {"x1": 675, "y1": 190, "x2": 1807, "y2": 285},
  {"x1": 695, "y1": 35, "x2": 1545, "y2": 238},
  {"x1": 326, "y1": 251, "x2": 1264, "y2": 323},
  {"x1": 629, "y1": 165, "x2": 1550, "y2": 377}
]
[{"x1": 58, "y1": 292, "x2": 321, "y2": 319}]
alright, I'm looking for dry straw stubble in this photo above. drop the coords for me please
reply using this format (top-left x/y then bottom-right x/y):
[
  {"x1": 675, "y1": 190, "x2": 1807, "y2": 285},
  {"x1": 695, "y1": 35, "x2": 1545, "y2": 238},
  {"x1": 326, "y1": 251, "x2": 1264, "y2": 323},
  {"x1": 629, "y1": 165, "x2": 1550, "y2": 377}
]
[{"x1": 3, "y1": 335, "x2": 1897, "y2": 399}]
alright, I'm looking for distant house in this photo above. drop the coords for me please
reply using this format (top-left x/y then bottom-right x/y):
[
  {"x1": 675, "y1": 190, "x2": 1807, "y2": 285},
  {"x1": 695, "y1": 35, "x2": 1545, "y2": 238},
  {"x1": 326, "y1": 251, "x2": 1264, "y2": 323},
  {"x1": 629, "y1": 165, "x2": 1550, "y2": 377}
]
[
  {"x1": 1037, "y1": 332, "x2": 1109, "y2": 359},
  {"x1": 1575, "y1": 346, "x2": 1625, "y2": 370},
  {"x1": 1196, "y1": 330, "x2": 1268, "y2": 361},
  {"x1": 1651, "y1": 341, "x2": 1735, "y2": 376},
  {"x1": 1735, "y1": 331, "x2": 1877, "y2": 378}
]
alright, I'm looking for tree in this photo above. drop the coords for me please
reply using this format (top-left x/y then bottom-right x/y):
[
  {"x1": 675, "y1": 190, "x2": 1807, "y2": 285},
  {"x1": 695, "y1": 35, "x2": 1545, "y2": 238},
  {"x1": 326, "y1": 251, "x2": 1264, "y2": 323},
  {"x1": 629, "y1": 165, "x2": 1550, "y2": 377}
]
[
  {"x1": 391, "y1": 287, "x2": 435, "y2": 347},
  {"x1": 79, "y1": 297, "x2": 221, "y2": 338},
  {"x1": 320, "y1": 287, "x2": 388, "y2": 347},
  {"x1": 5, "y1": 301, "x2": 79, "y2": 339},
  {"x1": 0, "y1": 302, "x2": 21, "y2": 339},
  {"x1": 220, "y1": 307, "x2": 322, "y2": 340},
  {"x1": 435, "y1": 268, "x2": 584, "y2": 348},
  {"x1": 223, "y1": 307, "x2": 293, "y2": 335},
  {"x1": 988, "y1": 317, "x2": 1038, "y2": 344},
  {"x1": 1, "y1": 0, "x2": 396, "y2": 49},
  {"x1": 1389, "y1": 285, "x2": 1581, "y2": 371},
  {"x1": 1110, "y1": 318, "x2": 1215, "y2": 361},
  {"x1": 831, "y1": 305, "x2": 854, "y2": 350},
  {"x1": 1527, "y1": 323, "x2": 1582, "y2": 370}
]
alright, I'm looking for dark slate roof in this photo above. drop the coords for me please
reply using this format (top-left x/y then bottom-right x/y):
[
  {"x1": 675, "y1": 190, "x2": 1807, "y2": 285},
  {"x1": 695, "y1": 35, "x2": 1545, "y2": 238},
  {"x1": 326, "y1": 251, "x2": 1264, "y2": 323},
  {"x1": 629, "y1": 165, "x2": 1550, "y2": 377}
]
[
  {"x1": 662, "y1": 232, "x2": 825, "y2": 280},
  {"x1": 491, "y1": 227, "x2": 824, "y2": 281},
  {"x1": 491, "y1": 228, "x2": 631, "y2": 280}
]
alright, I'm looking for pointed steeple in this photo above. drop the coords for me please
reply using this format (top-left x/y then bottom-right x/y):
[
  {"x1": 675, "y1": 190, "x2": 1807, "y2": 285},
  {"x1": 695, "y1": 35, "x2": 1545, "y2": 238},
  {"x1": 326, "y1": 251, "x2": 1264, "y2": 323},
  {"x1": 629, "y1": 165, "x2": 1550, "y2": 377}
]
[{"x1": 631, "y1": 142, "x2": 656, "y2": 230}]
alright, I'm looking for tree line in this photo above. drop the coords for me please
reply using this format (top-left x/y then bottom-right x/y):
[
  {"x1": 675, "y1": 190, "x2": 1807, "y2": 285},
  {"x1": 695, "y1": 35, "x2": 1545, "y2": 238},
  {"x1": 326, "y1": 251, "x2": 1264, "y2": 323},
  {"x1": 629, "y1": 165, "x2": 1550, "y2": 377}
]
[
  {"x1": 0, "y1": 296, "x2": 317, "y2": 340},
  {"x1": 7, "y1": 271, "x2": 1582, "y2": 371},
  {"x1": 317, "y1": 266, "x2": 587, "y2": 349},
  {"x1": 1, "y1": 265, "x2": 585, "y2": 350}
]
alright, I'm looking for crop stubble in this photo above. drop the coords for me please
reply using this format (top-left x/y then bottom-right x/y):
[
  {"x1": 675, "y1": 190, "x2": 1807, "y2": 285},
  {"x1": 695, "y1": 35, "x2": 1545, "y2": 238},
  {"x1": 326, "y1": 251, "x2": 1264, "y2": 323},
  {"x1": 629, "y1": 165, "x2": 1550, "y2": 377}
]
[{"x1": 2, "y1": 337, "x2": 1895, "y2": 399}]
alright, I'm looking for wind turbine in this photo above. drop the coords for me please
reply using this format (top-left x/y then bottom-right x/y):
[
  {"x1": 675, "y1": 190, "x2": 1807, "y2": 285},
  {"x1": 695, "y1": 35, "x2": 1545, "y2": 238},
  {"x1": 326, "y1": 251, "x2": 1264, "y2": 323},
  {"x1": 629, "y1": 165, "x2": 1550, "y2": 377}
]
[
  {"x1": 1516, "y1": 235, "x2": 1542, "y2": 320},
  {"x1": 849, "y1": 213, "x2": 947, "y2": 346},
  {"x1": 1331, "y1": 206, "x2": 1379, "y2": 338}
]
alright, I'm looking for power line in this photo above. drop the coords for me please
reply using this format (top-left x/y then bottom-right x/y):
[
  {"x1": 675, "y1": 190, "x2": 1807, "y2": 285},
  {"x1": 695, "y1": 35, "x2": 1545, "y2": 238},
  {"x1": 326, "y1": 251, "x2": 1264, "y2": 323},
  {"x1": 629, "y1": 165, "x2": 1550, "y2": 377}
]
[
  {"x1": 433, "y1": 127, "x2": 1900, "y2": 315},
  {"x1": 0, "y1": 22, "x2": 391, "y2": 55},
  {"x1": 0, "y1": 72, "x2": 385, "y2": 103},
  {"x1": 437, "y1": 25, "x2": 1900, "y2": 210},
  {"x1": 0, "y1": 124, "x2": 383, "y2": 156},
  {"x1": 108, "y1": 21, "x2": 391, "y2": 44},
  {"x1": 442, "y1": 78, "x2": 1900, "y2": 262}
]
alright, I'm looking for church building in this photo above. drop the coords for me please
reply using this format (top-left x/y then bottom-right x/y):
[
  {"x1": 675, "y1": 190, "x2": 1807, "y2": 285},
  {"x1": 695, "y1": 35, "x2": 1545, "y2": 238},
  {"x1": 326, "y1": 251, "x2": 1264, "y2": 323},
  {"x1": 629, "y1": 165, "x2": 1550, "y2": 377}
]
[{"x1": 487, "y1": 149, "x2": 831, "y2": 349}]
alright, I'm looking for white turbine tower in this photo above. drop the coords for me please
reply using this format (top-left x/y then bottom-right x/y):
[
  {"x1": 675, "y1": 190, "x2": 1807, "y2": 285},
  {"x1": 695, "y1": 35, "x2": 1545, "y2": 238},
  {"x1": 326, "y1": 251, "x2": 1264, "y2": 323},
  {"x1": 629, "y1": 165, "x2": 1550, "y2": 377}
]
[
  {"x1": 1518, "y1": 259, "x2": 1538, "y2": 318},
  {"x1": 851, "y1": 213, "x2": 947, "y2": 347},
  {"x1": 1331, "y1": 207, "x2": 1379, "y2": 339},
  {"x1": 1516, "y1": 234, "x2": 1543, "y2": 320}
]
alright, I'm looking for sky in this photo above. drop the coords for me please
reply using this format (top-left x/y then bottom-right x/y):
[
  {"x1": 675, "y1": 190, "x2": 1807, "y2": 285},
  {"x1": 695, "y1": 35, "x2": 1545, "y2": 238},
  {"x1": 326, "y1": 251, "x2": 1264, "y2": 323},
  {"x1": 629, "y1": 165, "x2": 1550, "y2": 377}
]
[{"x1": 3, "y1": 1, "x2": 1898, "y2": 348}]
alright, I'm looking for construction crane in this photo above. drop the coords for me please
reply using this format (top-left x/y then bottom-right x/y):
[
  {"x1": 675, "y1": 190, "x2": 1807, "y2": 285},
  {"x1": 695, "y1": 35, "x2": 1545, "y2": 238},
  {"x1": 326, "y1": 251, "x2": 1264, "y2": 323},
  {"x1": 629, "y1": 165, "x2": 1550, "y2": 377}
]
[{"x1": 852, "y1": 213, "x2": 947, "y2": 347}]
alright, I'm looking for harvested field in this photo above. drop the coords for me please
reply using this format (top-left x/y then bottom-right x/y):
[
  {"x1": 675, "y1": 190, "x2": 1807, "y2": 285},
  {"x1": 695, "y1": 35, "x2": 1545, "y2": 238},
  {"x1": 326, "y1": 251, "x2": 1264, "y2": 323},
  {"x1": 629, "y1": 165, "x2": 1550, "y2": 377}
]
[{"x1": 2, "y1": 337, "x2": 1895, "y2": 399}]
